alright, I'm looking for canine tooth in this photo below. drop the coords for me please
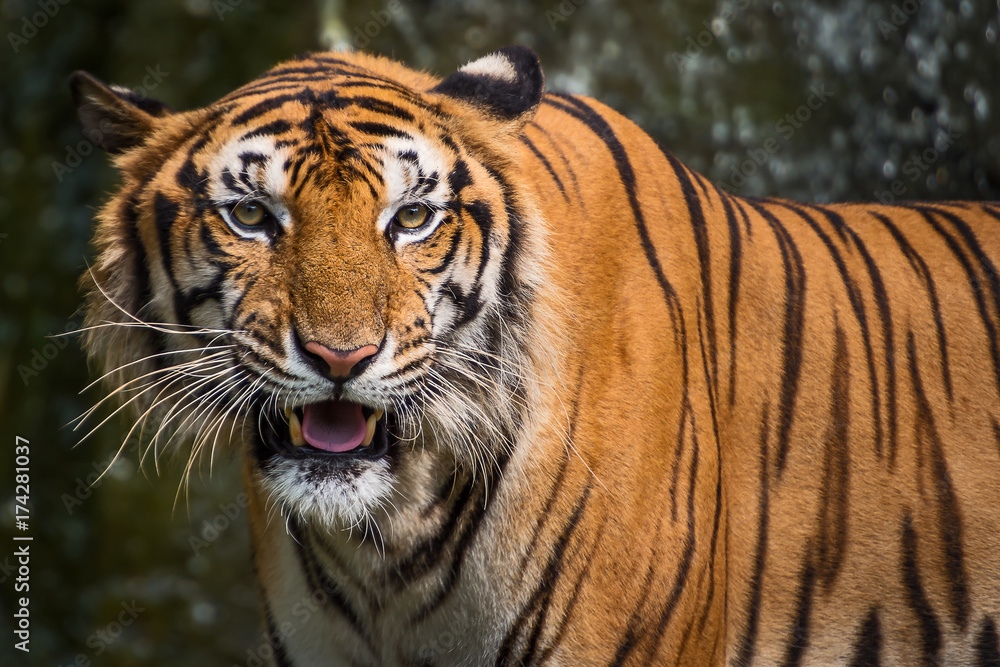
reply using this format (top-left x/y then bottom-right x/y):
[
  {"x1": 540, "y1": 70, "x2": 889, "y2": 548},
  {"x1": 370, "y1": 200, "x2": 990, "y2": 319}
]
[
  {"x1": 374, "y1": 409, "x2": 384, "y2": 421},
  {"x1": 289, "y1": 411, "x2": 304, "y2": 446},
  {"x1": 362, "y1": 413, "x2": 378, "y2": 447},
  {"x1": 284, "y1": 407, "x2": 292, "y2": 419}
]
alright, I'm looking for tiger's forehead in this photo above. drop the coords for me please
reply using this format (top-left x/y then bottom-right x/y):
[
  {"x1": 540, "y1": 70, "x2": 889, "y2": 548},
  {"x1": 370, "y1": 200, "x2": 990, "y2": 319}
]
[{"x1": 195, "y1": 75, "x2": 455, "y2": 211}]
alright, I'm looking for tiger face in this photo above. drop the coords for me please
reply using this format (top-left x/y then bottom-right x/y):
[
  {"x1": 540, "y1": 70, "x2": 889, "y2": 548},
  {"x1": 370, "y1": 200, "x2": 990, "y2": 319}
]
[{"x1": 73, "y1": 47, "x2": 547, "y2": 529}]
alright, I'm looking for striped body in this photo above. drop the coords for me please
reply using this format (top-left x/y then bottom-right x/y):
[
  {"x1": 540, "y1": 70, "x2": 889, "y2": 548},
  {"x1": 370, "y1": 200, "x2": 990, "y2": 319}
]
[{"x1": 73, "y1": 49, "x2": 1000, "y2": 665}]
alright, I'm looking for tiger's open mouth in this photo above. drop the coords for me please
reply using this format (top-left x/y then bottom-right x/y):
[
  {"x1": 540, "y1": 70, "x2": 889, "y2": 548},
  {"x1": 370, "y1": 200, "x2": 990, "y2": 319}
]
[{"x1": 260, "y1": 400, "x2": 392, "y2": 460}]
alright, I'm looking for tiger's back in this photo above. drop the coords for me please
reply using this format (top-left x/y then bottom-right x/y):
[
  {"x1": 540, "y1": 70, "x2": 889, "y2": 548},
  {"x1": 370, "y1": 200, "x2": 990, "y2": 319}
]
[{"x1": 72, "y1": 47, "x2": 1000, "y2": 665}]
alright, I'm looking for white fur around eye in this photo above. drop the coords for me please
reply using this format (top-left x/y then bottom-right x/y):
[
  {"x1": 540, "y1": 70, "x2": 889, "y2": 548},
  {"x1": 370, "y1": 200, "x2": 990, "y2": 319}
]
[{"x1": 379, "y1": 136, "x2": 451, "y2": 208}]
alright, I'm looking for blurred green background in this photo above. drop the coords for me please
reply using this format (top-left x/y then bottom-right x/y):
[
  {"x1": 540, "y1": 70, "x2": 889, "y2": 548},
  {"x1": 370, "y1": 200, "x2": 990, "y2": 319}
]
[{"x1": 1, "y1": 0, "x2": 998, "y2": 664}]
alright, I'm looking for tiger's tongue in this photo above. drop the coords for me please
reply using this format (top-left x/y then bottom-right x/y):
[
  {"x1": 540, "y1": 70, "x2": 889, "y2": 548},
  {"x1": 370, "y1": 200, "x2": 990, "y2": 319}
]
[{"x1": 302, "y1": 400, "x2": 366, "y2": 453}]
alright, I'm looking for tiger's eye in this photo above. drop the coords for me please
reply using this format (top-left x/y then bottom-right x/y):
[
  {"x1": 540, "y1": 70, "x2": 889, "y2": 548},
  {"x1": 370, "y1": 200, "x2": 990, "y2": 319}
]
[
  {"x1": 232, "y1": 201, "x2": 265, "y2": 226},
  {"x1": 395, "y1": 204, "x2": 430, "y2": 229}
]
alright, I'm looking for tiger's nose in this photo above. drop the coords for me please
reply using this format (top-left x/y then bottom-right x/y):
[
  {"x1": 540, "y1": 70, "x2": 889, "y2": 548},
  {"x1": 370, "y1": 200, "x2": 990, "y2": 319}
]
[{"x1": 303, "y1": 341, "x2": 378, "y2": 379}]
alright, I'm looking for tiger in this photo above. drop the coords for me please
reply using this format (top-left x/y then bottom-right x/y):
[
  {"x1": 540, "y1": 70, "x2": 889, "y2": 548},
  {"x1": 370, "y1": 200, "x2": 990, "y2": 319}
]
[{"x1": 71, "y1": 45, "x2": 1000, "y2": 665}]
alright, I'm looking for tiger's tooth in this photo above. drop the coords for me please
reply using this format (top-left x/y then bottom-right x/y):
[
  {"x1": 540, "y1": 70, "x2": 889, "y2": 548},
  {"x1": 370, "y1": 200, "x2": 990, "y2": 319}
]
[
  {"x1": 289, "y1": 411, "x2": 304, "y2": 446},
  {"x1": 374, "y1": 409, "x2": 384, "y2": 421},
  {"x1": 284, "y1": 407, "x2": 292, "y2": 419},
  {"x1": 362, "y1": 412, "x2": 378, "y2": 447}
]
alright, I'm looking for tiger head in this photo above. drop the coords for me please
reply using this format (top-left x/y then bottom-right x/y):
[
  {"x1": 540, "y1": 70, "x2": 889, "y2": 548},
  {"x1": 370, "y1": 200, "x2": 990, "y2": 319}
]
[{"x1": 73, "y1": 47, "x2": 548, "y2": 529}]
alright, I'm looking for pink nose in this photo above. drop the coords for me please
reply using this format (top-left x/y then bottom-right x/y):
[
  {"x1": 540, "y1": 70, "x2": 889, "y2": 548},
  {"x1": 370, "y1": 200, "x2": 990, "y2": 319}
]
[{"x1": 304, "y1": 342, "x2": 378, "y2": 378}]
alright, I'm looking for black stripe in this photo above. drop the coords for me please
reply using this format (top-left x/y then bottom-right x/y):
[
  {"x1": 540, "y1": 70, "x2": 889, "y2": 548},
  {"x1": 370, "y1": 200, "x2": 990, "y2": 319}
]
[
  {"x1": 222, "y1": 81, "x2": 319, "y2": 103},
  {"x1": 720, "y1": 192, "x2": 744, "y2": 408},
  {"x1": 907, "y1": 332, "x2": 970, "y2": 630},
  {"x1": 545, "y1": 94, "x2": 684, "y2": 338},
  {"x1": 287, "y1": 519, "x2": 369, "y2": 643},
  {"x1": 333, "y1": 78, "x2": 434, "y2": 107},
  {"x1": 692, "y1": 172, "x2": 712, "y2": 198},
  {"x1": 518, "y1": 364, "x2": 586, "y2": 577},
  {"x1": 977, "y1": 617, "x2": 1000, "y2": 667},
  {"x1": 292, "y1": 162, "x2": 322, "y2": 200},
  {"x1": 228, "y1": 271, "x2": 261, "y2": 326},
  {"x1": 153, "y1": 192, "x2": 178, "y2": 276},
  {"x1": 777, "y1": 202, "x2": 883, "y2": 459},
  {"x1": 917, "y1": 206, "x2": 1000, "y2": 400},
  {"x1": 982, "y1": 204, "x2": 1000, "y2": 223},
  {"x1": 667, "y1": 401, "x2": 691, "y2": 520},
  {"x1": 733, "y1": 404, "x2": 772, "y2": 667},
  {"x1": 447, "y1": 155, "x2": 473, "y2": 194},
  {"x1": 731, "y1": 195, "x2": 754, "y2": 236},
  {"x1": 872, "y1": 212, "x2": 953, "y2": 406},
  {"x1": 780, "y1": 549, "x2": 816, "y2": 667},
  {"x1": 746, "y1": 201, "x2": 806, "y2": 474},
  {"x1": 636, "y1": 409, "x2": 700, "y2": 663},
  {"x1": 810, "y1": 205, "x2": 899, "y2": 465},
  {"x1": 395, "y1": 476, "x2": 475, "y2": 585},
  {"x1": 230, "y1": 92, "x2": 309, "y2": 125},
  {"x1": 494, "y1": 485, "x2": 592, "y2": 665},
  {"x1": 179, "y1": 270, "x2": 224, "y2": 313},
  {"x1": 518, "y1": 134, "x2": 568, "y2": 200},
  {"x1": 381, "y1": 354, "x2": 431, "y2": 382},
  {"x1": 441, "y1": 279, "x2": 483, "y2": 331},
  {"x1": 662, "y1": 150, "x2": 719, "y2": 404},
  {"x1": 816, "y1": 320, "x2": 850, "y2": 589},
  {"x1": 412, "y1": 452, "x2": 510, "y2": 621},
  {"x1": 848, "y1": 608, "x2": 881, "y2": 667},
  {"x1": 900, "y1": 512, "x2": 941, "y2": 666},
  {"x1": 535, "y1": 521, "x2": 606, "y2": 664},
  {"x1": 487, "y1": 163, "x2": 526, "y2": 307},
  {"x1": 240, "y1": 119, "x2": 293, "y2": 141},
  {"x1": 459, "y1": 199, "x2": 495, "y2": 292},
  {"x1": 518, "y1": 449, "x2": 572, "y2": 574},
  {"x1": 994, "y1": 419, "x2": 1000, "y2": 459},
  {"x1": 348, "y1": 120, "x2": 411, "y2": 139},
  {"x1": 152, "y1": 192, "x2": 191, "y2": 326},
  {"x1": 263, "y1": 598, "x2": 295, "y2": 667},
  {"x1": 530, "y1": 122, "x2": 583, "y2": 201},
  {"x1": 421, "y1": 224, "x2": 461, "y2": 276},
  {"x1": 341, "y1": 95, "x2": 415, "y2": 122},
  {"x1": 120, "y1": 195, "x2": 153, "y2": 317},
  {"x1": 198, "y1": 217, "x2": 233, "y2": 260},
  {"x1": 691, "y1": 377, "x2": 726, "y2": 651}
]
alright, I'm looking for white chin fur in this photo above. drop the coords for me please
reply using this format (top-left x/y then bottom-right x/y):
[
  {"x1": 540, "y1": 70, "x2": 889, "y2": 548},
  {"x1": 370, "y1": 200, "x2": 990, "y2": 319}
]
[{"x1": 259, "y1": 457, "x2": 396, "y2": 529}]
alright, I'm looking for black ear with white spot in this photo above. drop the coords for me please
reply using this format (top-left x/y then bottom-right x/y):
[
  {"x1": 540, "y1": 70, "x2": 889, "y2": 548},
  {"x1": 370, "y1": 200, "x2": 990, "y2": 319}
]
[
  {"x1": 431, "y1": 46, "x2": 544, "y2": 123},
  {"x1": 69, "y1": 71, "x2": 173, "y2": 154}
]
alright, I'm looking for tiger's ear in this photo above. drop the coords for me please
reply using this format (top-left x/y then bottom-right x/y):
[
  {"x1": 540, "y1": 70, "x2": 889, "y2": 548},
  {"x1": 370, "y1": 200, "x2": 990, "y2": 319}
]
[
  {"x1": 69, "y1": 71, "x2": 173, "y2": 154},
  {"x1": 431, "y1": 46, "x2": 544, "y2": 133}
]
